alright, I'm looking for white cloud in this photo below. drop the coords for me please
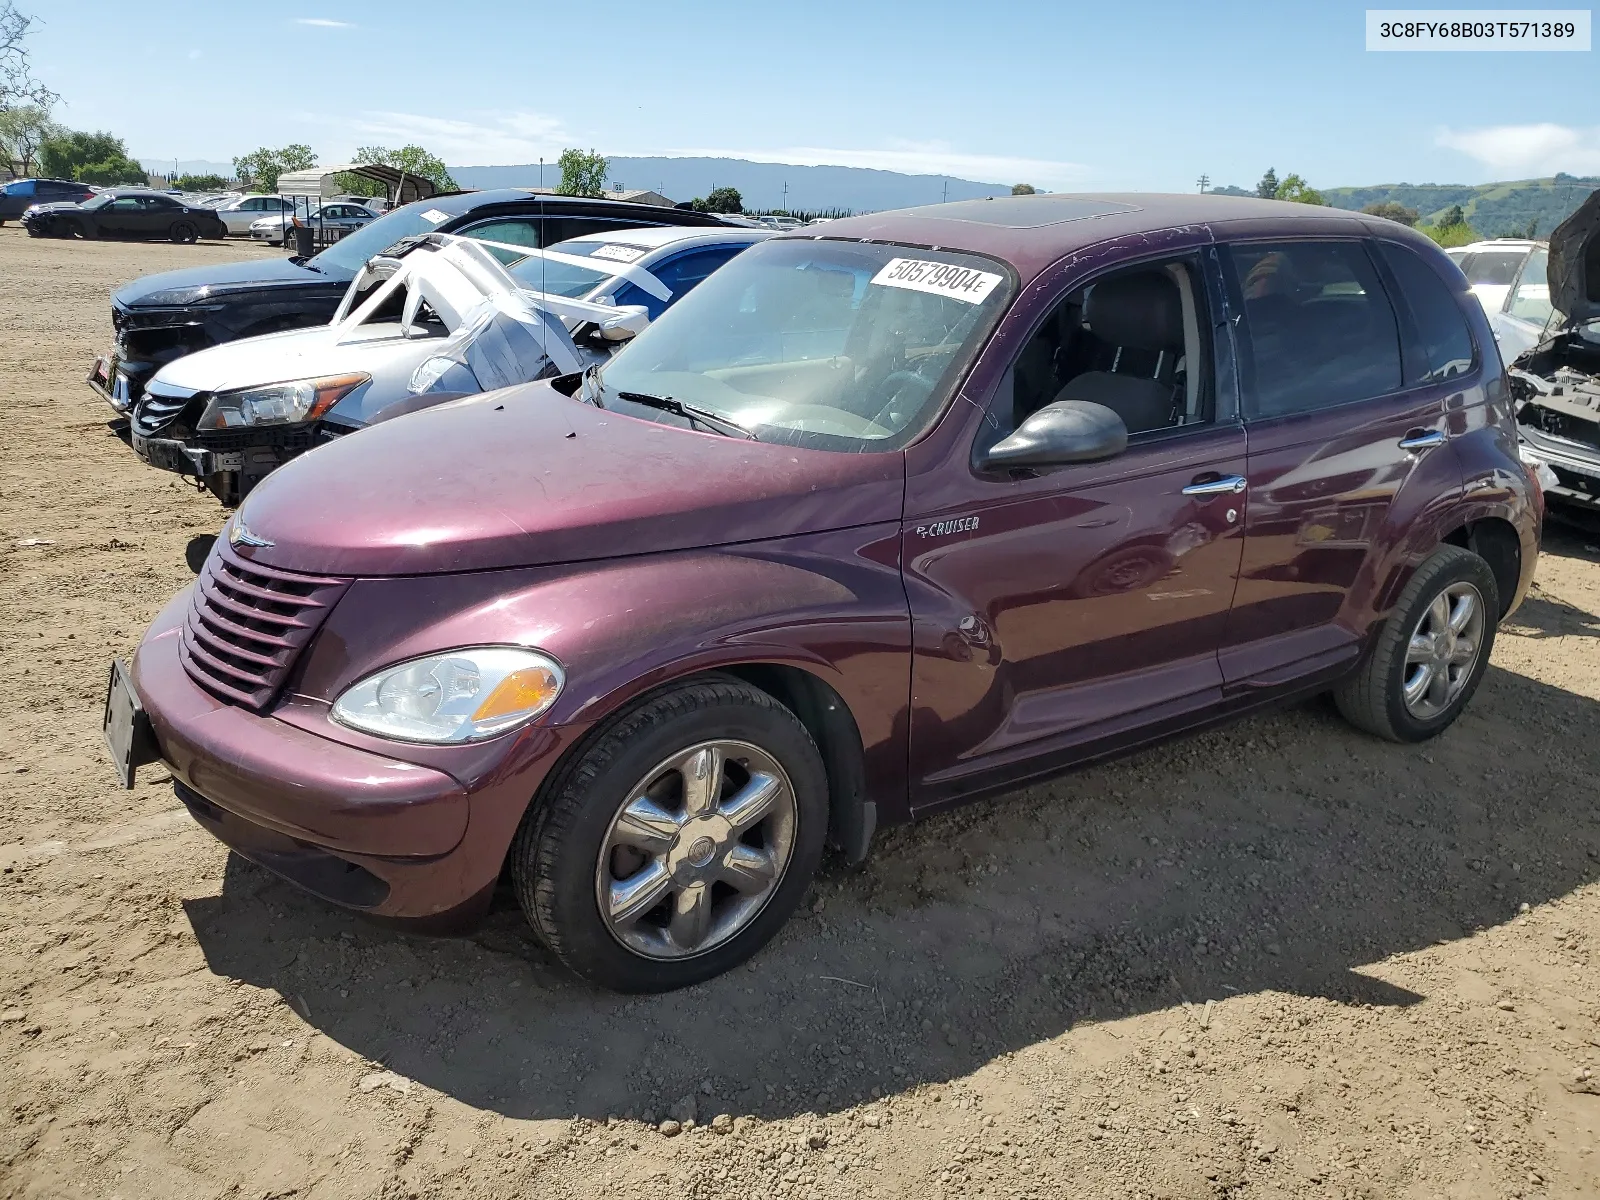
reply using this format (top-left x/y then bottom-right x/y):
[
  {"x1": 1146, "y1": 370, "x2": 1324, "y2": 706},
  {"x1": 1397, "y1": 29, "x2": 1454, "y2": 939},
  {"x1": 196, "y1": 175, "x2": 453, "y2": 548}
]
[
  {"x1": 294, "y1": 17, "x2": 354, "y2": 28},
  {"x1": 1437, "y1": 124, "x2": 1600, "y2": 176},
  {"x1": 342, "y1": 110, "x2": 571, "y2": 164},
  {"x1": 657, "y1": 139, "x2": 1091, "y2": 190}
]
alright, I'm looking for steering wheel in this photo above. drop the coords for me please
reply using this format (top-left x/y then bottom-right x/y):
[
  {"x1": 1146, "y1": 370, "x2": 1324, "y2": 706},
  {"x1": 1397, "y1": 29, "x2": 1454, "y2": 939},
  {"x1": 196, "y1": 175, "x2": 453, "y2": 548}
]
[{"x1": 865, "y1": 370, "x2": 935, "y2": 429}]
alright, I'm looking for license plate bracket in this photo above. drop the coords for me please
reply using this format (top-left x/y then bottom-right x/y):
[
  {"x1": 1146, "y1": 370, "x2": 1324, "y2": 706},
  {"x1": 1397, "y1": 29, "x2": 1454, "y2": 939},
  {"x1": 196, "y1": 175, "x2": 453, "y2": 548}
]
[{"x1": 103, "y1": 659, "x2": 159, "y2": 789}]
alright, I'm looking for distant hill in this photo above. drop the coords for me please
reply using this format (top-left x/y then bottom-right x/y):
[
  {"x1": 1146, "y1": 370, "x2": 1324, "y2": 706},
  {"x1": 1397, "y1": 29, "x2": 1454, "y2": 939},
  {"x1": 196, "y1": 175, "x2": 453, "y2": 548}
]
[
  {"x1": 1322, "y1": 174, "x2": 1599, "y2": 237},
  {"x1": 448, "y1": 156, "x2": 1010, "y2": 214},
  {"x1": 1210, "y1": 174, "x2": 1599, "y2": 237}
]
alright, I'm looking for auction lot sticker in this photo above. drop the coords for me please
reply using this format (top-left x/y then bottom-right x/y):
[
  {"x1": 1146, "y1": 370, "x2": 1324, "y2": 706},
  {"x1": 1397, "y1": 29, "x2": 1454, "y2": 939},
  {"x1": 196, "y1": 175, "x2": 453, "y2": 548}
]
[
  {"x1": 590, "y1": 244, "x2": 648, "y2": 263},
  {"x1": 872, "y1": 258, "x2": 1003, "y2": 304},
  {"x1": 1366, "y1": 9, "x2": 1590, "y2": 50}
]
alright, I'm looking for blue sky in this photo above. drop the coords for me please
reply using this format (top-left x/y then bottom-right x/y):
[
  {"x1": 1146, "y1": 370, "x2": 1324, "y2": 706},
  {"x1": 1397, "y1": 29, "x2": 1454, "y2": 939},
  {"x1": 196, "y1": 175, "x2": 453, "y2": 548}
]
[{"x1": 28, "y1": 0, "x2": 1600, "y2": 188}]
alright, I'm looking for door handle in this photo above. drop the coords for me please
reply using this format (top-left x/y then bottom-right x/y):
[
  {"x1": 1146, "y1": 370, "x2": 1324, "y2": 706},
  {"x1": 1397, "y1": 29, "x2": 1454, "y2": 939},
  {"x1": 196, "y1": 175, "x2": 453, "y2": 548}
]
[
  {"x1": 1398, "y1": 430, "x2": 1446, "y2": 451},
  {"x1": 1182, "y1": 474, "x2": 1247, "y2": 497}
]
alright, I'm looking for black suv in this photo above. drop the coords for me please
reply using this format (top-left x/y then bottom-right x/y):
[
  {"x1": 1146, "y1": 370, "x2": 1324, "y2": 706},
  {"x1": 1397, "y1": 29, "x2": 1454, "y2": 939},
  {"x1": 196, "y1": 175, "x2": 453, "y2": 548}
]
[
  {"x1": 85, "y1": 190, "x2": 741, "y2": 410},
  {"x1": 0, "y1": 177, "x2": 95, "y2": 222}
]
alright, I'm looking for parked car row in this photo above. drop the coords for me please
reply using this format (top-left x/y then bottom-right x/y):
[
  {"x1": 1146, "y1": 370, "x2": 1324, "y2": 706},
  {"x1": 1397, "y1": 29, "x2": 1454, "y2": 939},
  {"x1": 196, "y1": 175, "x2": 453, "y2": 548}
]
[
  {"x1": 19, "y1": 187, "x2": 230, "y2": 242},
  {"x1": 95, "y1": 190, "x2": 1549, "y2": 994}
]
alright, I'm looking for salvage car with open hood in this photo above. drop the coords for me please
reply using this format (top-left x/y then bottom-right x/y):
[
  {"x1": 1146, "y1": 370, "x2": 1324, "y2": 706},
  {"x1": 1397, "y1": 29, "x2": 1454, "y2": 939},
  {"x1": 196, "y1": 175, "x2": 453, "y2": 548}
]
[
  {"x1": 1507, "y1": 187, "x2": 1600, "y2": 511},
  {"x1": 84, "y1": 190, "x2": 743, "y2": 410},
  {"x1": 126, "y1": 227, "x2": 769, "y2": 503}
]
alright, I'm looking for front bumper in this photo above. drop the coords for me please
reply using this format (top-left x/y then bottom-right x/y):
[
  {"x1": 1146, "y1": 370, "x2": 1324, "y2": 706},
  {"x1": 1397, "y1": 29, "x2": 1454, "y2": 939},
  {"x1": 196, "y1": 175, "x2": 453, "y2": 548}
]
[
  {"x1": 131, "y1": 428, "x2": 242, "y2": 478},
  {"x1": 129, "y1": 592, "x2": 586, "y2": 923},
  {"x1": 86, "y1": 354, "x2": 135, "y2": 414}
]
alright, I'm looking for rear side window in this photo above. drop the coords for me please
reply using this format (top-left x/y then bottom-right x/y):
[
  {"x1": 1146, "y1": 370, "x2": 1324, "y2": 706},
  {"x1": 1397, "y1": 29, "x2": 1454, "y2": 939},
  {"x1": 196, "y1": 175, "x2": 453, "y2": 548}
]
[
  {"x1": 1377, "y1": 242, "x2": 1476, "y2": 383},
  {"x1": 4, "y1": 180, "x2": 35, "y2": 196},
  {"x1": 1228, "y1": 241, "x2": 1403, "y2": 417}
]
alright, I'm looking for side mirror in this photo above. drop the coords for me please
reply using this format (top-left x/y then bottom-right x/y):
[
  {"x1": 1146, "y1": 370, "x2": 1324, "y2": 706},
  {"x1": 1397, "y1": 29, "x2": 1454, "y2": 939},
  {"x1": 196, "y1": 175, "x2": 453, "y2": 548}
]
[
  {"x1": 598, "y1": 304, "x2": 650, "y2": 342},
  {"x1": 978, "y1": 400, "x2": 1128, "y2": 471}
]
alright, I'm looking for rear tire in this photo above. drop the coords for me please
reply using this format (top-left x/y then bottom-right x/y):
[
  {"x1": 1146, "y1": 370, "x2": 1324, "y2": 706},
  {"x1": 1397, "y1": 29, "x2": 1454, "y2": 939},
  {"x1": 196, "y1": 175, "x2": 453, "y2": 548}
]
[
  {"x1": 510, "y1": 677, "x2": 828, "y2": 992},
  {"x1": 1334, "y1": 544, "x2": 1499, "y2": 742}
]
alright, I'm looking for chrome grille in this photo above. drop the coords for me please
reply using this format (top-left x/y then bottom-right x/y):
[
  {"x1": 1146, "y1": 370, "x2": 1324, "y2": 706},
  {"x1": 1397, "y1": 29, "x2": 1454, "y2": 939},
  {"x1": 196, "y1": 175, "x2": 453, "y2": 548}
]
[
  {"x1": 180, "y1": 539, "x2": 350, "y2": 710},
  {"x1": 133, "y1": 382, "x2": 199, "y2": 436}
]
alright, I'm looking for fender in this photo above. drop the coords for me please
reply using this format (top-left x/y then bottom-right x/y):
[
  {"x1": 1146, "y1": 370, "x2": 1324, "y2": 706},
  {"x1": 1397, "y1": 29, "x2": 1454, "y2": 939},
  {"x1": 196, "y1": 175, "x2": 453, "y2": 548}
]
[
  {"x1": 1359, "y1": 420, "x2": 1538, "y2": 631},
  {"x1": 288, "y1": 524, "x2": 914, "y2": 831}
]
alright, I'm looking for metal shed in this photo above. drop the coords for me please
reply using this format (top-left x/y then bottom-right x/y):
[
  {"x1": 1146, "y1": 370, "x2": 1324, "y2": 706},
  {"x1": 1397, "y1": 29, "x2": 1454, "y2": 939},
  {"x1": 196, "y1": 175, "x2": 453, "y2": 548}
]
[{"x1": 275, "y1": 163, "x2": 439, "y2": 206}]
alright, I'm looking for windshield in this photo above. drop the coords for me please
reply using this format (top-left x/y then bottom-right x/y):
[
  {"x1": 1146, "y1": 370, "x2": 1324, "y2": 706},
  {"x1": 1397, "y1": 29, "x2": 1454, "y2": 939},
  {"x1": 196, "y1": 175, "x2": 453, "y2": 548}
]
[
  {"x1": 594, "y1": 239, "x2": 1012, "y2": 451},
  {"x1": 504, "y1": 247, "x2": 614, "y2": 298},
  {"x1": 307, "y1": 199, "x2": 455, "y2": 274},
  {"x1": 81, "y1": 193, "x2": 115, "y2": 210}
]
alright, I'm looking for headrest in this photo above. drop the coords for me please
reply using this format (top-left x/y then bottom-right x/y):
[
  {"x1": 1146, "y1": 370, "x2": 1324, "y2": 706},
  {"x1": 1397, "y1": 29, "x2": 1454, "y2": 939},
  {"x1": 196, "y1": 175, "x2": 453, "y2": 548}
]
[{"x1": 1083, "y1": 270, "x2": 1185, "y2": 352}]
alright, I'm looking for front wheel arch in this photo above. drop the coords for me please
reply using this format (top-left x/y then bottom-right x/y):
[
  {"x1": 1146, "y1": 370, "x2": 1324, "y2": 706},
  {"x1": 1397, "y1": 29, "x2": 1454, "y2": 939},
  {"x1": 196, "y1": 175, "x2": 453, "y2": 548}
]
[{"x1": 515, "y1": 663, "x2": 873, "y2": 876}]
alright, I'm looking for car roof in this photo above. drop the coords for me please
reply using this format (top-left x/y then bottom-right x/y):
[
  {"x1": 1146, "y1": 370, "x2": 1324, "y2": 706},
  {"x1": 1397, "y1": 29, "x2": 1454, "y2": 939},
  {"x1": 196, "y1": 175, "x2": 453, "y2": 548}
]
[
  {"x1": 416, "y1": 188, "x2": 734, "y2": 226},
  {"x1": 797, "y1": 192, "x2": 1442, "y2": 285},
  {"x1": 1458, "y1": 239, "x2": 1543, "y2": 251},
  {"x1": 559, "y1": 225, "x2": 772, "y2": 251}
]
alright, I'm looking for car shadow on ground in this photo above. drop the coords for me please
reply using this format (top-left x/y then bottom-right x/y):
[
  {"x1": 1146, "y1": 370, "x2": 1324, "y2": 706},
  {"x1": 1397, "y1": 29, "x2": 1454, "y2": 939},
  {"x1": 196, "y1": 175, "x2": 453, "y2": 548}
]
[{"x1": 182, "y1": 663, "x2": 1600, "y2": 1125}]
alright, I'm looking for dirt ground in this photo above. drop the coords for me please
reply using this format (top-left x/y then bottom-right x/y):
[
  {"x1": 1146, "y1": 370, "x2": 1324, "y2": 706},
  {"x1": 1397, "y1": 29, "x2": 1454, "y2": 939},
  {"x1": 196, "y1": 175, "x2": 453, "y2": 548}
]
[{"x1": 1, "y1": 225, "x2": 1598, "y2": 1200}]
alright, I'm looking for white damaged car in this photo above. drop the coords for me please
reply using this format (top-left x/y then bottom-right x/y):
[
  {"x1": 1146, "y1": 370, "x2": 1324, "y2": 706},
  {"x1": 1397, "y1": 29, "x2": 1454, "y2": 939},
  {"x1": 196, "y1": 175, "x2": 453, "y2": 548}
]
[{"x1": 125, "y1": 226, "x2": 770, "y2": 503}]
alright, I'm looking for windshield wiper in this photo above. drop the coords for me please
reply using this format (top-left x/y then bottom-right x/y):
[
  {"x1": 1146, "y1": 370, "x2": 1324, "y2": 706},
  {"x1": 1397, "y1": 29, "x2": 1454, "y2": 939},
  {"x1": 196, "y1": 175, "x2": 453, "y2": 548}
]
[
  {"x1": 615, "y1": 391, "x2": 757, "y2": 440},
  {"x1": 579, "y1": 363, "x2": 605, "y2": 408}
]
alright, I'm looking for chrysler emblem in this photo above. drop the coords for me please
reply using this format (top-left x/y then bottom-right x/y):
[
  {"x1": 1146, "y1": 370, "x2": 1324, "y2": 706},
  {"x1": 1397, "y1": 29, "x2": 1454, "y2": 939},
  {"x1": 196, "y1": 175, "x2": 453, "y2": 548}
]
[{"x1": 228, "y1": 516, "x2": 273, "y2": 549}]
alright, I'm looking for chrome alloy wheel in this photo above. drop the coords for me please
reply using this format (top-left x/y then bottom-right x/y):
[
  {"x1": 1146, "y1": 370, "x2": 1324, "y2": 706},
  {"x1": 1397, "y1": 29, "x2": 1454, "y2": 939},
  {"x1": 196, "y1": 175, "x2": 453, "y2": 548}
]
[
  {"x1": 1402, "y1": 582, "x2": 1486, "y2": 720},
  {"x1": 595, "y1": 740, "x2": 797, "y2": 960}
]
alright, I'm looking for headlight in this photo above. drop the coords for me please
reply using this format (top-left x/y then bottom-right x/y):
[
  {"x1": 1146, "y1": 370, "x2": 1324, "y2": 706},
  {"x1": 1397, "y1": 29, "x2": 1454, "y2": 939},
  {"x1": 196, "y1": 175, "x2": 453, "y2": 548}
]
[
  {"x1": 330, "y1": 647, "x2": 565, "y2": 743},
  {"x1": 196, "y1": 373, "x2": 368, "y2": 429},
  {"x1": 409, "y1": 354, "x2": 480, "y2": 395}
]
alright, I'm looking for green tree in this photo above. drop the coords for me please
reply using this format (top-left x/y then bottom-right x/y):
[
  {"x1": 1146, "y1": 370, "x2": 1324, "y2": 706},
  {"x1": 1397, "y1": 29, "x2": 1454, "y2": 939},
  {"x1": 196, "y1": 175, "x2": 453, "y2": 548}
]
[
  {"x1": 1440, "y1": 203, "x2": 1466, "y2": 228},
  {"x1": 1, "y1": 3, "x2": 56, "y2": 110},
  {"x1": 0, "y1": 103, "x2": 54, "y2": 176},
  {"x1": 1011, "y1": 183, "x2": 1036, "y2": 195},
  {"x1": 691, "y1": 185, "x2": 743, "y2": 213},
  {"x1": 38, "y1": 129, "x2": 144, "y2": 183},
  {"x1": 1254, "y1": 167, "x2": 1279, "y2": 199},
  {"x1": 1421, "y1": 221, "x2": 1480, "y2": 248},
  {"x1": 233, "y1": 144, "x2": 316, "y2": 193},
  {"x1": 75, "y1": 155, "x2": 146, "y2": 185},
  {"x1": 556, "y1": 148, "x2": 608, "y2": 198},
  {"x1": 335, "y1": 144, "x2": 457, "y2": 196},
  {"x1": 1360, "y1": 200, "x2": 1420, "y2": 226},
  {"x1": 1273, "y1": 174, "x2": 1325, "y2": 206},
  {"x1": 172, "y1": 173, "x2": 232, "y2": 191}
]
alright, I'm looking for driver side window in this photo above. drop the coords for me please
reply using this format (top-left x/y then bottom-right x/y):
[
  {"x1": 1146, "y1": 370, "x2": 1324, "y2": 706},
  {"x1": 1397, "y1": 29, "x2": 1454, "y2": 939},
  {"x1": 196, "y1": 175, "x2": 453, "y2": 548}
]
[{"x1": 990, "y1": 256, "x2": 1214, "y2": 444}]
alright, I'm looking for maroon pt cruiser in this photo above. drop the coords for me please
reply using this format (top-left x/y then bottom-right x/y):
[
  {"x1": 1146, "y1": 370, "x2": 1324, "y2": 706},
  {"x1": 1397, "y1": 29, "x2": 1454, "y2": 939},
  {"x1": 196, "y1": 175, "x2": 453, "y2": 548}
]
[{"x1": 105, "y1": 194, "x2": 1542, "y2": 992}]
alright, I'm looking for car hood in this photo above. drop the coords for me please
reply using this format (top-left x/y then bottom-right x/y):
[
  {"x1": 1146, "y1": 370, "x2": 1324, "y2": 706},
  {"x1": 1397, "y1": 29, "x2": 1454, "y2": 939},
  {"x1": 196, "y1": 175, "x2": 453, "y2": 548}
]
[
  {"x1": 152, "y1": 321, "x2": 428, "y2": 394},
  {"x1": 25, "y1": 201, "x2": 83, "y2": 214},
  {"x1": 1549, "y1": 187, "x2": 1600, "y2": 327},
  {"x1": 231, "y1": 382, "x2": 905, "y2": 576},
  {"x1": 113, "y1": 255, "x2": 351, "y2": 308}
]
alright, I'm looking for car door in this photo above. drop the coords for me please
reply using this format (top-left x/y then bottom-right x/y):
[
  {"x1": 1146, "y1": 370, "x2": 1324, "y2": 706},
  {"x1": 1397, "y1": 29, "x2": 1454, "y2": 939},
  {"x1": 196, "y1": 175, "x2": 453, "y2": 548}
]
[
  {"x1": 903, "y1": 250, "x2": 1249, "y2": 808},
  {"x1": 96, "y1": 197, "x2": 144, "y2": 237},
  {"x1": 1216, "y1": 237, "x2": 1464, "y2": 687},
  {"x1": 611, "y1": 245, "x2": 747, "y2": 318}
]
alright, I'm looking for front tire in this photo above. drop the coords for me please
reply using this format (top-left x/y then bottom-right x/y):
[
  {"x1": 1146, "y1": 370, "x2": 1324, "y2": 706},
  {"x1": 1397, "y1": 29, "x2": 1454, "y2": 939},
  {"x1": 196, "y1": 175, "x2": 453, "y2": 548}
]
[
  {"x1": 170, "y1": 221, "x2": 198, "y2": 244},
  {"x1": 1335, "y1": 544, "x2": 1499, "y2": 742},
  {"x1": 511, "y1": 677, "x2": 828, "y2": 992}
]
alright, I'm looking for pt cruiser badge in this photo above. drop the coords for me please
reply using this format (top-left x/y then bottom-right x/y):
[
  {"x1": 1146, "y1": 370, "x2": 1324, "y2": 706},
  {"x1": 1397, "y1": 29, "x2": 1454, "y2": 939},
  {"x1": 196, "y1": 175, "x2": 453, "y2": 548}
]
[{"x1": 916, "y1": 516, "x2": 981, "y2": 538}]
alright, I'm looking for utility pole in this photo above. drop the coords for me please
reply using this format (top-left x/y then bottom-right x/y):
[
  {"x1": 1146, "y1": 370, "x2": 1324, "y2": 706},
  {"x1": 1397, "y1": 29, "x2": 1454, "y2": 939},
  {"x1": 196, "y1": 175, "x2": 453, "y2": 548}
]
[
  {"x1": 782, "y1": 180, "x2": 788, "y2": 213},
  {"x1": 539, "y1": 157, "x2": 544, "y2": 189},
  {"x1": 1196, "y1": 174, "x2": 1210, "y2": 194},
  {"x1": 942, "y1": 179, "x2": 948, "y2": 203}
]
